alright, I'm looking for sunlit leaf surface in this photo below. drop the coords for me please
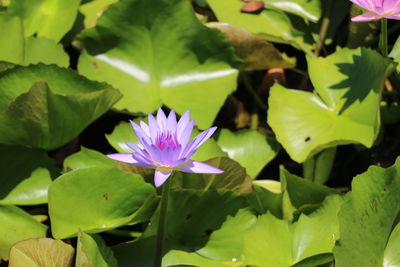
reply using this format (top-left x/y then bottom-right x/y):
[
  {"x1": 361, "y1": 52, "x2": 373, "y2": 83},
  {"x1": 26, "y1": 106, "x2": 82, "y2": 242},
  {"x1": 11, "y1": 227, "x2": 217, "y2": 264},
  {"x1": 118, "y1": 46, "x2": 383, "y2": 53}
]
[{"x1": 78, "y1": 0, "x2": 239, "y2": 128}]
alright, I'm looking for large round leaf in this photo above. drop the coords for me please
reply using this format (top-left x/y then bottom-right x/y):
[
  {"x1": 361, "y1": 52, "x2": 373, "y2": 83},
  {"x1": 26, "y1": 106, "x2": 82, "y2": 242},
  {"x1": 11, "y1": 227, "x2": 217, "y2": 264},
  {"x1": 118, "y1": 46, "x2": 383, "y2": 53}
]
[
  {"x1": 217, "y1": 129, "x2": 280, "y2": 178},
  {"x1": 0, "y1": 145, "x2": 58, "y2": 205},
  {"x1": 0, "y1": 64, "x2": 121, "y2": 150},
  {"x1": 0, "y1": 205, "x2": 47, "y2": 260},
  {"x1": 268, "y1": 48, "x2": 393, "y2": 163},
  {"x1": 334, "y1": 158, "x2": 400, "y2": 266},
  {"x1": 78, "y1": 0, "x2": 239, "y2": 128},
  {"x1": 48, "y1": 166, "x2": 156, "y2": 238}
]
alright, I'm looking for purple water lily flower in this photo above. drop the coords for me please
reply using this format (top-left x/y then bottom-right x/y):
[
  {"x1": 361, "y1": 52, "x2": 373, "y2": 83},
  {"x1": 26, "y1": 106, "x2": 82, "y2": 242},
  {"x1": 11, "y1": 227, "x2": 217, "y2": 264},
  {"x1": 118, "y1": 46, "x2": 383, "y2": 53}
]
[
  {"x1": 350, "y1": 0, "x2": 400, "y2": 21},
  {"x1": 107, "y1": 109, "x2": 223, "y2": 187}
]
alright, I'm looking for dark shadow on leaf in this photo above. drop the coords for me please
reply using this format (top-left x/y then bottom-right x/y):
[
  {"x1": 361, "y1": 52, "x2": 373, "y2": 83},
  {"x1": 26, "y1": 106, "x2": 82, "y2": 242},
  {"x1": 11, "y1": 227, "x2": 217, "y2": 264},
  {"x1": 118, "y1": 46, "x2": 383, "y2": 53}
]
[
  {"x1": 329, "y1": 52, "x2": 387, "y2": 114},
  {"x1": 0, "y1": 145, "x2": 58, "y2": 201}
]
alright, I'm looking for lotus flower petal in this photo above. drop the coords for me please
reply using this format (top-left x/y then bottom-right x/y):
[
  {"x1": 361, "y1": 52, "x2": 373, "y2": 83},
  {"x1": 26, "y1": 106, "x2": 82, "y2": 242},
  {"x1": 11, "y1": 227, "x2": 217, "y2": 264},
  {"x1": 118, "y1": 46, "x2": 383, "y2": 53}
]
[
  {"x1": 349, "y1": 0, "x2": 400, "y2": 21},
  {"x1": 107, "y1": 109, "x2": 223, "y2": 187}
]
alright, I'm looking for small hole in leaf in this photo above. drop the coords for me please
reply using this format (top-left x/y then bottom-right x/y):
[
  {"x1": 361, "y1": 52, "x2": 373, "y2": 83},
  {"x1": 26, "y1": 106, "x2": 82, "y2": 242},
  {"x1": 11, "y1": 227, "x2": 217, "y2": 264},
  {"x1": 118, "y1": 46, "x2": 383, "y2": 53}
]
[
  {"x1": 305, "y1": 137, "x2": 311, "y2": 142},
  {"x1": 102, "y1": 193, "x2": 109, "y2": 200}
]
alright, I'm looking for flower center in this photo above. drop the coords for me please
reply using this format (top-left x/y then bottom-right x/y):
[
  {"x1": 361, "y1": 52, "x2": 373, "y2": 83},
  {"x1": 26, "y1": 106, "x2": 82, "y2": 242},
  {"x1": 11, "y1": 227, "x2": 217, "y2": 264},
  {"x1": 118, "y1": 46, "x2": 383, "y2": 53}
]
[{"x1": 155, "y1": 132, "x2": 179, "y2": 150}]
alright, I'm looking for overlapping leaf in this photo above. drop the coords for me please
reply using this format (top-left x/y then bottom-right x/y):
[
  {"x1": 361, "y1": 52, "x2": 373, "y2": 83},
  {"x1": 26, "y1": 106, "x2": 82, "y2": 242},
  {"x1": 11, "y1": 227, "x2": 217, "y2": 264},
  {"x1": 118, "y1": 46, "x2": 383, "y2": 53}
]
[
  {"x1": 0, "y1": 64, "x2": 121, "y2": 150},
  {"x1": 217, "y1": 129, "x2": 280, "y2": 178},
  {"x1": 243, "y1": 195, "x2": 343, "y2": 267},
  {"x1": 207, "y1": 0, "x2": 315, "y2": 54},
  {"x1": 0, "y1": 205, "x2": 47, "y2": 260},
  {"x1": 8, "y1": 238, "x2": 74, "y2": 267},
  {"x1": 334, "y1": 158, "x2": 400, "y2": 266},
  {"x1": 78, "y1": 0, "x2": 239, "y2": 128},
  {"x1": 113, "y1": 190, "x2": 246, "y2": 266},
  {"x1": 76, "y1": 232, "x2": 117, "y2": 267},
  {"x1": 8, "y1": 0, "x2": 81, "y2": 41},
  {"x1": 48, "y1": 166, "x2": 157, "y2": 238},
  {"x1": 207, "y1": 22, "x2": 296, "y2": 70},
  {"x1": 268, "y1": 48, "x2": 393, "y2": 162},
  {"x1": 0, "y1": 14, "x2": 69, "y2": 67}
]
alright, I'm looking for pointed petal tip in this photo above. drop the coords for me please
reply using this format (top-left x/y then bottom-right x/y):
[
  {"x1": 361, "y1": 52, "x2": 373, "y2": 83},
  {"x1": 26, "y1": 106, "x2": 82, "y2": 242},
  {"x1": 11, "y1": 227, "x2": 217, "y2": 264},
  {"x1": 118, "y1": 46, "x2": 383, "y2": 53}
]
[
  {"x1": 154, "y1": 169, "x2": 173, "y2": 187},
  {"x1": 107, "y1": 153, "x2": 135, "y2": 163},
  {"x1": 179, "y1": 160, "x2": 224, "y2": 174},
  {"x1": 351, "y1": 12, "x2": 381, "y2": 21}
]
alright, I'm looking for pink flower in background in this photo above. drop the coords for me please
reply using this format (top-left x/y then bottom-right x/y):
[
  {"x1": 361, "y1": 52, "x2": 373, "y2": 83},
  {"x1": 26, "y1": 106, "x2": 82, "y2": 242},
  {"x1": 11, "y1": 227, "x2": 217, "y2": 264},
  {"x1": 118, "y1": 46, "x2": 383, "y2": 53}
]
[
  {"x1": 350, "y1": 0, "x2": 400, "y2": 21},
  {"x1": 108, "y1": 109, "x2": 223, "y2": 187}
]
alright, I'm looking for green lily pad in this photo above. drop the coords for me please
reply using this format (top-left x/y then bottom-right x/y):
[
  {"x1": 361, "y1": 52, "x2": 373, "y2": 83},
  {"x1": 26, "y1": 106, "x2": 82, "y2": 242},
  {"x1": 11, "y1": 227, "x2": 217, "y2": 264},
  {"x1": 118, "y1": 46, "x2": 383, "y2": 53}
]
[
  {"x1": 113, "y1": 190, "x2": 246, "y2": 266},
  {"x1": 0, "y1": 64, "x2": 121, "y2": 150},
  {"x1": 8, "y1": 238, "x2": 74, "y2": 267},
  {"x1": 334, "y1": 158, "x2": 400, "y2": 267},
  {"x1": 0, "y1": 145, "x2": 58, "y2": 205},
  {"x1": 0, "y1": 14, "x2": 24, "y2": 64},
  {"x1": 0, "y1": 205, "x2": 47, "y2": 260},
  {"x1": 8, "y1": 0, "x2": 81, "y2": 41},
  {"x1": 163, "y1": 209, "x2": 257, "y2": 267},
  {"x1": 243, "y1": 195, "x2": 343, "y2": 267},
  {"x1": 207, "y1": 0, "x2": 314, "y2": 54},
  {"x1": 23, "y1": 37, "x2": 69, "y2": 67},
  {"x1": 63, "y1": 146, "x2": 117, "y2": 172},
  {"x1": 280, "y1": 167, "x2": 337, "y2": 209},
  {"x1": 195, "y1": 208, "x2": 256, "y2": 262},
  {"x1": 78, "y1": 0, "x2": 239, "y2": 128},
  {"x1": 207, "y1": 22, "x2": 296, "y2": 70},
  {"x1": 48, "y1": 166, "x2": 157, "y2": 238},
  {"x1": 246, "y1": 184, "x2": 283, "y2": 218},
  {"x1": 268, "y1": 48, "x2": 393, "y2": 163},
  {"x1": 145, "y1": 190, "x2": 246, "y2": 251},
  {"x1": 217, "y1": 129, "x2": 280, "y2": 178},
  {"x1": 76, "y1": 232, "x2": 117, "y2": 267}
]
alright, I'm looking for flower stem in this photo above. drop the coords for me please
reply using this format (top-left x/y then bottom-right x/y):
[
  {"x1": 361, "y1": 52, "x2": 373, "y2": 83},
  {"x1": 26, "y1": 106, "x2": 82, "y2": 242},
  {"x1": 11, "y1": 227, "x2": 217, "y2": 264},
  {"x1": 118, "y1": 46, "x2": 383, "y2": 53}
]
[
  {"x1": 314, "y1": 0, "x2": 333, "y2": 57},
  {"x1": 154, "y1": 177, "x2": 171, "y2": 267},
  {"x1": 380, "y1": 18, "x2": 388, "y2": 57}
]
